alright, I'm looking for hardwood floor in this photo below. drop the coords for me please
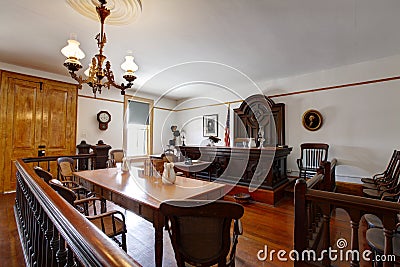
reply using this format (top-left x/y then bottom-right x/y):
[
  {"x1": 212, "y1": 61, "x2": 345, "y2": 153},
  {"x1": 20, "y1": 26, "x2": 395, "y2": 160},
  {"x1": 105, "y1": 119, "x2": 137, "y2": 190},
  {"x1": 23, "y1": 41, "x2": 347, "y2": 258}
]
[
  {"x1": 0, "y1": 193, "x2": 25, "y2": 267},
  {"x1": 0, "y1": 193, "x2": 371, "y2": 267}
]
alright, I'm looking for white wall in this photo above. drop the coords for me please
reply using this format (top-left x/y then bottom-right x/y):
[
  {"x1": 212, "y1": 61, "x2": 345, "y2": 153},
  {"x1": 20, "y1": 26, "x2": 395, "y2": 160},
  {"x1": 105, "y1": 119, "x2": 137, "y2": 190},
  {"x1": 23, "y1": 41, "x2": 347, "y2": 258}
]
[
  {"x1": 0, "y1": 62, "x2": 177, "y2": 155},
  {"x1": 76, "y1": 96, "x2": 124, "y2": 149},
  {"x1": 76, "y1": 87, "x2": 178, "y2": 154},
  {"x1": 172, "y1": 54, "x2": 400, "y2": 183},
  {"x1": 261, "y1": 54, "x2": 400, "y2": 183}
]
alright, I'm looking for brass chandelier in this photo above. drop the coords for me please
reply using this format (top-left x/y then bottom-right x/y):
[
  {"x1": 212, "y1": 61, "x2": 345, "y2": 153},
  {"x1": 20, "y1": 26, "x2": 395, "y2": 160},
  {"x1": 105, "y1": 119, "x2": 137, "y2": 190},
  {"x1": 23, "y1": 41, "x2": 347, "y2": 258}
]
[{"x1": 61, "y1": 0, "x2": 138, "y2": 96}]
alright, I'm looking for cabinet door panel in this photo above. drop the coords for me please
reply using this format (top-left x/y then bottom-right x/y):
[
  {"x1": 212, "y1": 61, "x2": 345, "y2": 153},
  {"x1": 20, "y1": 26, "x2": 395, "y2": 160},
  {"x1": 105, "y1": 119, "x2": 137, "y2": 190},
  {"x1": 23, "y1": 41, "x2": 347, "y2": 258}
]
[
  {"x1": 3, "y1": 78, "x2": 42, "y2": 191},
  {"x1": 41, "y1": 81, "x2": 77, "y2": 155}
]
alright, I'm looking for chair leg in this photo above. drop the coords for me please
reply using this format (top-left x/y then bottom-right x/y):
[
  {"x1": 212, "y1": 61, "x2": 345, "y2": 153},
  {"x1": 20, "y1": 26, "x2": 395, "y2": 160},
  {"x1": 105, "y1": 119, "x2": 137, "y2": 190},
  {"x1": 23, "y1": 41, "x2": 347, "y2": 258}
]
[{"x1": 121, "y1": 232, "x2": 127, "y2": 252}]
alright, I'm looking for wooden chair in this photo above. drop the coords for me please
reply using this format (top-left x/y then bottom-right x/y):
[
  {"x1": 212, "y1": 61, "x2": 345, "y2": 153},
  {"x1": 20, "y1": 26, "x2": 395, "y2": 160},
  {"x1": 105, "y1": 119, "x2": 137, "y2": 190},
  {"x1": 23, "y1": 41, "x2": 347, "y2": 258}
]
[
  {"x1": 33, "y1": 166, "x2": 53, "y2": 184},
  {"x1": 362, "y1": 150, "x2": 399, "y2": 186},
  {"x1": 49, "y1": 179, "x2": 127, "y2": 251},
  {"x1": 363, "y1": 152, "x2": 399, "y2": 189},
  {"x1": 366, "y1": 226, "x2": 400, "y2": 266},
  {"x1": 297, "y1": 143, "x2": 329, "y2": 179},
  {"x1": 107, "y1": 149, "x2": 125, "y2": 168},
  {"x1": 160, "y1": 200, "x2": 244, "y2": 267},
  {"x1": 110, "y1": 149, "x2": 124, "y2": 162},
  {"x1": 34, "y1": 166, "x2": 89, "y2": 199},
  {"x1": 57, "y1": 157, "x2": 75, "y2": 181},
  {"x1": 363, "y1": 153, "x2": 400, "y2": 200}
]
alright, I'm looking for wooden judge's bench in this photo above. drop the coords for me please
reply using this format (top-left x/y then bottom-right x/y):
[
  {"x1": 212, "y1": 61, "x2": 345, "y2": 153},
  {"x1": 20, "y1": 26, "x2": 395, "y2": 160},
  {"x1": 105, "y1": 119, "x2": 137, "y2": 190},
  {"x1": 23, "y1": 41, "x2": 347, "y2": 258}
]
[{"x1": 177, "y1": 95, "x2": 292, "y2": 205}]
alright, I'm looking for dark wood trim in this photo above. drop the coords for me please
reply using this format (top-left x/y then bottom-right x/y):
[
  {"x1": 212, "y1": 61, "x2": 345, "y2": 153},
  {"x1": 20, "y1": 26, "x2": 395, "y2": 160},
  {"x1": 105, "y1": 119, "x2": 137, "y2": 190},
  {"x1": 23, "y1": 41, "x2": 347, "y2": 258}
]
[
  {"x1": 78, "y1": 94, "x2": 175, "y2": 112},
  {"x1": 78, "y1": 94, "x2": 124, "y2": 104},
  {"x1": 154, "y1": 106, "x2": 175, "y2": 111},
  {"x1": 268, "y1": 75, "x2": 400, "y2": 99}
]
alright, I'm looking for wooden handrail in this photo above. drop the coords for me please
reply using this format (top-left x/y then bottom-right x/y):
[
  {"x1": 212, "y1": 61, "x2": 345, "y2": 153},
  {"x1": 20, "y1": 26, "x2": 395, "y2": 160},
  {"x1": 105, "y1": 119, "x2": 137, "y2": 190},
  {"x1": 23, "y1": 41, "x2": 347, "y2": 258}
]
[
  {"x1": 15, "y1": 158, "x2": 140, "y2": 267},
  {"x1": 306, "y1": 189, "x2": 400, "y2": 212},
  {"x1": 22, "y1": 153, "x2": 94, "y2": 163}
]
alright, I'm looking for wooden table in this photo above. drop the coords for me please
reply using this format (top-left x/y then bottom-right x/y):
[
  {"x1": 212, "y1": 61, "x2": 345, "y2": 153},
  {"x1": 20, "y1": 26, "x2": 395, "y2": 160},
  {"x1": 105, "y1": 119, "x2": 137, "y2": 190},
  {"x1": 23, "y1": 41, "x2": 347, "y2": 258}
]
[{"x1": 74, "y1": 168, "x2": 227, "y2": 267}]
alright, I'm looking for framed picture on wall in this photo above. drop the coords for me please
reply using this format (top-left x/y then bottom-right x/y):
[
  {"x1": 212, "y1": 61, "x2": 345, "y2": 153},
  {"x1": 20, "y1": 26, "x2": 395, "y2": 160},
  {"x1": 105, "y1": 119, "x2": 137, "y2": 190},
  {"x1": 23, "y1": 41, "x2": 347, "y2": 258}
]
[
  {"x1": 302, "y1": 109, "x2": 323, "y2": 131},
  {"x1": 203, "y1": 114, "x2": 218, "y2": 137}
]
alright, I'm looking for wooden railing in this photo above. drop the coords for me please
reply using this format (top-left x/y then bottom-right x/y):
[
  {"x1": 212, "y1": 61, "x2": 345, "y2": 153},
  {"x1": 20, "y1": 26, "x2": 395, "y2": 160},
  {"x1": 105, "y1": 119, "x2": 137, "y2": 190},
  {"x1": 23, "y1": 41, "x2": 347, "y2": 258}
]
[
  {"x1": 23, "y1": 153, "x2": 95, "y2": 172},
  {"x1": 294, "y1": 176, "x2": 399, "y2": 267},
  {"x1": 14, "y1": 158, "x2": 140, "y2": 267}
]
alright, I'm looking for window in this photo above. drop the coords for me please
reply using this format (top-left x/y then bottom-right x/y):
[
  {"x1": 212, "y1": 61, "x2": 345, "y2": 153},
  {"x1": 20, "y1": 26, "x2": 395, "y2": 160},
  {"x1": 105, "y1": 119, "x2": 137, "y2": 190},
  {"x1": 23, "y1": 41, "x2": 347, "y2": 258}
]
[{"x1": 124, "y1": 96, "x2": 153, "y2": 157}]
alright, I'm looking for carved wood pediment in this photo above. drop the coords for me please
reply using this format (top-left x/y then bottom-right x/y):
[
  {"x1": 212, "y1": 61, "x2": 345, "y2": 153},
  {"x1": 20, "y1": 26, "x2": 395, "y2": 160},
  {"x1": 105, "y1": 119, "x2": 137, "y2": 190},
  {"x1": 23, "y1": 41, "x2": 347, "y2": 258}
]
[{"x1": 234, "y1": 94, "x2": 285, "y2": 146}]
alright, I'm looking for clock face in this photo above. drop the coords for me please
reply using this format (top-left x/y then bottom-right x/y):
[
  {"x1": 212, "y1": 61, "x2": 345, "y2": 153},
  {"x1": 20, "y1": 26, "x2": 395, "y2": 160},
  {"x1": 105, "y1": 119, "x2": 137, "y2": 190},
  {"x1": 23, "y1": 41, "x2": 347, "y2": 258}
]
[{"x1": 97, "y1": 111, "x2": 111, "y2": 123}]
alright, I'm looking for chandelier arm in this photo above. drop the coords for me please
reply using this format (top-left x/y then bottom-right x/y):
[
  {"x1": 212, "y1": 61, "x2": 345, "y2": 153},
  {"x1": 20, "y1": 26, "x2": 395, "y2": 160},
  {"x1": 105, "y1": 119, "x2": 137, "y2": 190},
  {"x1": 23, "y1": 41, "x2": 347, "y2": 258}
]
[
  {"x1": 104, "y1": 61, "x2": 135, "y2": 95},
  {"x1": 69, "y1": 71, "x2": 92, "y2": 90}
]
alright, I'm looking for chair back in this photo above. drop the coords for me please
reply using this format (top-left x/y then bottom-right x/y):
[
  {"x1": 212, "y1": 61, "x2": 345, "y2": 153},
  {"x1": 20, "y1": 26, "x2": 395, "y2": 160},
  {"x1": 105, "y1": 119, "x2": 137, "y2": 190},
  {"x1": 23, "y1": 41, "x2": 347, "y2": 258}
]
[
  {"x1": 49, "y1": 179, "x2": 77, "y2": 205},
  {"x1": 163, "y1": 146, "x2": 178, "y2": 163},
  {"x1": 297, "y1": 143, "x2": 329, "y2": 178},
  {"x1": 57, "y1": 157, "x2": 75, "y2": 181},
  {"x1": 386, "y1": 153, "x2": 400, "y2": 193},
  {"x1": 110, "y1": 149, "x2": 124, "y2": 163},
  {"x1": 160, "y1": 200, "x2": 244, "y2": 267},
  {"x1": 33, "y1": 166, "x2": 53, "y2": 184},
  {"x1": 383, "y1": 150, "x2": 400, "y2": 181}
]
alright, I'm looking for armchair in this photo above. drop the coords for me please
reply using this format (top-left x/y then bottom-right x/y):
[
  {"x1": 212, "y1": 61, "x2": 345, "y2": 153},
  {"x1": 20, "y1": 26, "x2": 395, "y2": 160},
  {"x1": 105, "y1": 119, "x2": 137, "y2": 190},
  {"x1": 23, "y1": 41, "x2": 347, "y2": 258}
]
[
  {"x1": 49, "y1": 179, "x2": 127, "y2": 251},
  {"x1": 34, "y1": 166, "x2": 89, "y2": 199},
  {"x1": 297, "y1": 143, "x2": 329, "y2": 179},
  {"x1": 57, "y1": 157, "x2": 75, "y2": 181},
  {"x1": 361, "y1": 150, "x2": 399, "y2": 185},
  {"x1": 107, "y1": 149, "x2": 125, "y2": 168},
  {"x1": 160, "y1": 200, "x2": 244, "y2": 267}
]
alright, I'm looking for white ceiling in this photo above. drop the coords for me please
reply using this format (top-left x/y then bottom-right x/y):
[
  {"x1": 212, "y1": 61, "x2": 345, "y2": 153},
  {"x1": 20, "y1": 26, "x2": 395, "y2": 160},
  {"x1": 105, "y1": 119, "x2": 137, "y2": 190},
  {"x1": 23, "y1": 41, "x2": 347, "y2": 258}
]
[{"x1": 1, "y1": 0, "x2": 400, "y2": 100}]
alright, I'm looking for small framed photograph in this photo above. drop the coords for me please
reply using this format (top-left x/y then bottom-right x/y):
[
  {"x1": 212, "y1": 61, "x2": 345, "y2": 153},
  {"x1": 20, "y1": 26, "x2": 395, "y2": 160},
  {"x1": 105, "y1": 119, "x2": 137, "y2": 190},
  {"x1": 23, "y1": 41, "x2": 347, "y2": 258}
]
[{"x1": 203, "y1": 114, "x2": 218, "y2": 137}]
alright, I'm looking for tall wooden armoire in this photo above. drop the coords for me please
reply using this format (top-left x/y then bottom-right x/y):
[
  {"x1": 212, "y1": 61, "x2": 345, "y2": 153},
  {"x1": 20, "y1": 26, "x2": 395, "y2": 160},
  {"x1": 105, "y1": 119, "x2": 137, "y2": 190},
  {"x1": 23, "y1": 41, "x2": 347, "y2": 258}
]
[{"x1": 0, "y1": 70, "x2": 77, "y2": 193}]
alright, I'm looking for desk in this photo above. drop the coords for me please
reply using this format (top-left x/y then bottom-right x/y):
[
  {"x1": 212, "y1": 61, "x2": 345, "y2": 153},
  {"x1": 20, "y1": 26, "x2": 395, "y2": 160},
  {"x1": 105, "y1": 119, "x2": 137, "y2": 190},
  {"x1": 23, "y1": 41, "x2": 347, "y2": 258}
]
[
  {"x1": 174, "y1": 160, "x2": 212, "y2": 179},
  {"x1": 74, "y1": 168, "x2": 226, "y2": 267}
]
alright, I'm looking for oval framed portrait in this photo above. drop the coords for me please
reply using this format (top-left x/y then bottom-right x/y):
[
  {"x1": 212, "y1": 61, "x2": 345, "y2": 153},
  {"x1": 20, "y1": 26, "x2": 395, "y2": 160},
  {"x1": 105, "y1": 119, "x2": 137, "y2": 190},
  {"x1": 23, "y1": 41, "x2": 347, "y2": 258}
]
[{"x1": 302, "y1": 109, "x2": 323, "y2": 131}]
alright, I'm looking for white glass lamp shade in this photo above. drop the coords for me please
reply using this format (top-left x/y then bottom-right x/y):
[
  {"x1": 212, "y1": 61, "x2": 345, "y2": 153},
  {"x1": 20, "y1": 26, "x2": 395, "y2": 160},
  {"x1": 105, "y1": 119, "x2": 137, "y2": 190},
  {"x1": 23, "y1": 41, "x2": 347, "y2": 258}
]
[
  {"x1": 61, "y1": 39, "x2": 85, "y2": 60},
  {"x1": 121, "y1": 55, "x2": 138, "y2": 75}
]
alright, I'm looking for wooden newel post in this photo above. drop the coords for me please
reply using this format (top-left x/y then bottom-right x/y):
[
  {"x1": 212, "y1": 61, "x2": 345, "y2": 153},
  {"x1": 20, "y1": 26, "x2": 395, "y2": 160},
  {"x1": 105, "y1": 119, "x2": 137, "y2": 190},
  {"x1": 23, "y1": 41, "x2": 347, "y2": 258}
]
[
  {"x1": 294, "y1": 178, "x2": 307, "y2": 264},
  {"x1": 91, "y1": 140, "x2": 111, "y2": 169},
  {"x1": 76, "y1": 140, "x2": 91, "y2": 170}
]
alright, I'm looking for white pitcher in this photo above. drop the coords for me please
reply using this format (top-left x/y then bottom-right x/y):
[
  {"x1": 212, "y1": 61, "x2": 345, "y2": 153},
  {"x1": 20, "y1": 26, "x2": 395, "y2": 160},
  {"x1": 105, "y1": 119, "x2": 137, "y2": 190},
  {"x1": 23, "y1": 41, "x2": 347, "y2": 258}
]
[
  {"x1": 248, "y1": 138, "x2": 256, "y2": 148},
  {"x1": 121, "y1": 157, "x2": 129, "y2": 172},
  {"x1": 162, "y1": 162, "x2": 176, "y2": 184}
]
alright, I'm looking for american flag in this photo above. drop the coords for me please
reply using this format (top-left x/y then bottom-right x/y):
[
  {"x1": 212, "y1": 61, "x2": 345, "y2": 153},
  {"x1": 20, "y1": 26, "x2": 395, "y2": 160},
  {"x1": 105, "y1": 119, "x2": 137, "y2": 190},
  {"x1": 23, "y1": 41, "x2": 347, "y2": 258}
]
[{"x1": 224, "y1": 104, "x2": 230, "y2": 147}]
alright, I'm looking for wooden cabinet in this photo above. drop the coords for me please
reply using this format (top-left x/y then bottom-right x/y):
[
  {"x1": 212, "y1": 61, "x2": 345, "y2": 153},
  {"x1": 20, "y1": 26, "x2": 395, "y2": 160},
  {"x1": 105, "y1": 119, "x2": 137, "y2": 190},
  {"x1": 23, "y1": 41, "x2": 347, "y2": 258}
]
[{"x1": 0, "y1": 71, "x2": 77, "y2": 193}]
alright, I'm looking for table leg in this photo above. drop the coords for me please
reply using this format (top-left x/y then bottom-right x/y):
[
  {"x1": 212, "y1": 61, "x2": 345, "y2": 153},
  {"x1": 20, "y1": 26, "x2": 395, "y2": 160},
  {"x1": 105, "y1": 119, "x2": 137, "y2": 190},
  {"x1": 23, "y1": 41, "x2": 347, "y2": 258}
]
[{"x1": 154, "y1": 213, "x2": 164, "y2": 267}]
